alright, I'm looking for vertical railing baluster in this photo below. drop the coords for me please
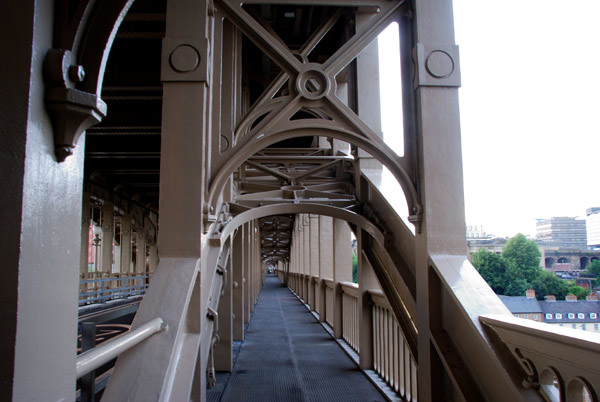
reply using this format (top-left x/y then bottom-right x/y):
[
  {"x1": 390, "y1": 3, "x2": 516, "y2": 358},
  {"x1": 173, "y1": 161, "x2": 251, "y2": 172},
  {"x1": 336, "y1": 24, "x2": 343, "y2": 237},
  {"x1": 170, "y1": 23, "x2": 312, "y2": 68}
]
[
  {"x1": 384, "y1": 308, "x2": 389, "y2": 383},
  {"x1": 373, "y1": 305, "x2": 378, "y2": 373},
  {"x1": 100, "y1": 279, "x2": 105, "y2": 303},
  {"x1": 411, "y1": 356, "x2": 417, "y2": 402}
]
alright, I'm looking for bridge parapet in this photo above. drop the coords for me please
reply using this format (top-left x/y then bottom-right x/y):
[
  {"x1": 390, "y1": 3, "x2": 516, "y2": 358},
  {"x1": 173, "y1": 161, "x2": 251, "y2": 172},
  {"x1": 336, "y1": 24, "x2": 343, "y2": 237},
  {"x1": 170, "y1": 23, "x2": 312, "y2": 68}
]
[{"x1": 481, "y1": 314, "x2": 600, "y2": 401}]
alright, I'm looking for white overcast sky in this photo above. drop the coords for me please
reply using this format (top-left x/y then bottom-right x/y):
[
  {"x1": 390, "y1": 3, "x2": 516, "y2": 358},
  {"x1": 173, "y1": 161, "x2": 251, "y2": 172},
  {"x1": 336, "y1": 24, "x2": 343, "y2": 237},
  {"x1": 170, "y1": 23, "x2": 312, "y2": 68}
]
[
  {"x1": 453, "y1": 0, "x2": 600, "y2": 237},
  {"x1": 378, "y1": 1, "x2": 600, "y2": 238}
]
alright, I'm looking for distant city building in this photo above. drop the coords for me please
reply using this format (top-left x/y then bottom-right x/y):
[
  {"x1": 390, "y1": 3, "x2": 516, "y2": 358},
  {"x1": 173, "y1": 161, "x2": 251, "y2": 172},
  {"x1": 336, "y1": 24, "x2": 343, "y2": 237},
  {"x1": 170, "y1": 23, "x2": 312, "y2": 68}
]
[
  {"x1": 499, "y1": 290, "x2": 600, "y2": 333},
  {"x1": 541, "y1": 248, "x2": 600, "y2": 273},
  {"x1": 466, "y1": 224, "x2": 492, "y2": 240},
  {"x1": 467, "y1": 235, "x2": 600, "y2": 272},
  {"x1": 540, "y1": 295, "x2": 600, "y2": 332},
  {"x1": 536, "y1": 216, "x2": 587, "y2": 248},
  {"x1": 498, "y1": 289, "x2": 543, "y2": 322},
  {"x1": 586, "y1": 208, "x2": 600, "y2": 248},
  {"x1": 467, "y1": 237, "x2": 506, "y2": 258}
]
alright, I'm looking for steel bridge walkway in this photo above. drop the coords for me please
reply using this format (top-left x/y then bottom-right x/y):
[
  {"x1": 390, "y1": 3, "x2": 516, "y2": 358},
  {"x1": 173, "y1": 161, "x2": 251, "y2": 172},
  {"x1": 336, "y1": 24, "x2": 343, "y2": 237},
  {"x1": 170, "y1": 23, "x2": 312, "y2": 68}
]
[{"x1": 210, "y1": 275, "x2": 386, "y2": 402}]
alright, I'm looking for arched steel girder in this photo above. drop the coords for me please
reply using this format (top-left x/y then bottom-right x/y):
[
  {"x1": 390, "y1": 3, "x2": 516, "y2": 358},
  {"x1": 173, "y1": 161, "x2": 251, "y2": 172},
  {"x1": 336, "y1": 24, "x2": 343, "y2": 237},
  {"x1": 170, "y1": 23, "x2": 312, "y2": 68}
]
[
  {"x1": 208, "y1": 124, "x2": 422, "y2": 226},
  {"x1": 217, "y1": 203, "x2": 385, "y2": 248},
  {"x1": 213, "y1": 202, "x2": 418, "y2": 354}
]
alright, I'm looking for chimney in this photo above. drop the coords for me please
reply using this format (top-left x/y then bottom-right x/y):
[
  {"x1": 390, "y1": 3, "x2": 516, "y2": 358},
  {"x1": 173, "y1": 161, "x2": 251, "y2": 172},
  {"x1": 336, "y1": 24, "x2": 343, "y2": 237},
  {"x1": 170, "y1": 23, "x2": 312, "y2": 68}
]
[
  {"x1": 545, "y1": 295, "x2": 556, "y2": 302},
  {"x1": 587, "y1": 294, "x2": 599, "y2": 302},
  {"x1": 566, "y1": 294, "x2": 577, "y2": 302},
  {"x1": 526, "y1": 289, "x2": 536, "y2": 299}
]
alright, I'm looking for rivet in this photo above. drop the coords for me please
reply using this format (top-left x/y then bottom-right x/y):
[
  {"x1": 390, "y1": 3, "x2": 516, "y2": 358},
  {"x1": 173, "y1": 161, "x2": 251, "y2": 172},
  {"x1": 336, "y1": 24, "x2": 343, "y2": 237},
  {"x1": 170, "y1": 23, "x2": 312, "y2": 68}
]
[{"x1": 68, "y1": 65, "x2": 85, "y2": 83}]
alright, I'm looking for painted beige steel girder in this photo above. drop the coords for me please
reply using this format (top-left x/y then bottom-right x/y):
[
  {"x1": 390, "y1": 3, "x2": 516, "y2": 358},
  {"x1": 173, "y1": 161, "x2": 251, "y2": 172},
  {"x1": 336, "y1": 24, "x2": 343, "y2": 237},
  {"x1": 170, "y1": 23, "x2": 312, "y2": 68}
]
[
  {"x1": 208, "y1": 124, "x2": 420, "y2": 223},
  {"x1": 207, "y1": 0, "x2": 421, "y2": 229},
  {"x1": 217, "y1": 203, "x2": 384, "y2": 247}
]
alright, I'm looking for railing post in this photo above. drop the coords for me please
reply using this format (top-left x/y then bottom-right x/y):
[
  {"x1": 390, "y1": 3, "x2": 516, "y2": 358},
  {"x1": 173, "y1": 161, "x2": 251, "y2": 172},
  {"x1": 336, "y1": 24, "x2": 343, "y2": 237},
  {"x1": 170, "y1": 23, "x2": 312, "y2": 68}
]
[
  {"x1": 80, "y1": 322, "x2": 97, "y2": 402},
  {"x1": 357, "y1": 229, "x2": 378, "y2": 370},
  {"x1": 319, "y1": 279, "x2": 326, "y2": 323},
  {"x1": 334, "y1": 282, "x2": 343, "y2": 339},
  {"x1": 214, "y1": 251, "x2": 233, "y2": 371},
  {"x1": 232, "y1": 226, "x2": 245, "y2": 341},
  {"x1": 308, "y1": 276, "x2": 315, "y2": 309},
  {"x1": 100, "y1": 279, "x2": 105, "y2": 303}
]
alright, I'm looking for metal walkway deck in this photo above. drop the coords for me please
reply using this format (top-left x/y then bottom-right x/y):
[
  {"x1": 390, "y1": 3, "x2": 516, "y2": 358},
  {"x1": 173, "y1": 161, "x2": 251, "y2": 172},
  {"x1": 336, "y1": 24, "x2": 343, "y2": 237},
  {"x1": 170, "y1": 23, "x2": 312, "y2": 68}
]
[{"x1": 214, "y1": 275, "x2": 386, "y2": 402}]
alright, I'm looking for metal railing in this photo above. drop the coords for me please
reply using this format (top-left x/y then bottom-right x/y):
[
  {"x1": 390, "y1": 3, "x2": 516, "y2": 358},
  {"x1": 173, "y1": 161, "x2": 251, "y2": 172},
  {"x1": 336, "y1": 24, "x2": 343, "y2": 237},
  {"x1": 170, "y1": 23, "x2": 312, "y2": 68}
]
[
  {"x1": 79, "y1": 274, "x2": 151, "y2": 306},
  {"x1": 370, "y1": 290, "x2": 417, "y2": 402},
  {"x1": 340, "y1": 282, "x2": 360, "y2": 354},
  {"x1": 480, "y1": 314, "x2": 599, "y2": 402},
  {"x1": 324, "y1": 280, "x2": 335, "y2": 327},
  {"x1": 288, "y1": 273, "x2": 421, "y2": 400},
  {"x1": 76, "y1": 318, "x2": 166, "y2": 379}
]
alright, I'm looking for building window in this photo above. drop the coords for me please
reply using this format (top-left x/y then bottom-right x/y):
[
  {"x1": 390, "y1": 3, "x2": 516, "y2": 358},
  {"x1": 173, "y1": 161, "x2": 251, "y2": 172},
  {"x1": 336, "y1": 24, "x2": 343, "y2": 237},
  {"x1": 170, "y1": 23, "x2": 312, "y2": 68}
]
[
  {"x1": 595, "y1": 324, "x2": 599, "y2": 331},
  {"x1": 556, "y1": 313, "x2": 563, "y2": 319},
  {"x1": 572, "y1": 324, "x2": 577, "y2": 329},
  {"x1": 524, "y1": 314, "x2": 529, "y2": 319},
  {"x1": 546, "y1": 313, "x2": 553, "y2": 320},
  {"x1": 591, "y1": 313, "x2": 598, "y2": 319},
  {"x1": 533, "y1": 314, "x2": 539, "y2": 321},
  {"x1": 578, "y1": 313, "x2": 585, "y2": 319},
  {"x1": 514, "y1": 314, "x2": 519, "y2": 318},
  {"x1": 568, "y1": 313, "x2": 575, "y2": 319},
  {"x1": 582, "y1": 324, "x2": 587, "y2": 331}
]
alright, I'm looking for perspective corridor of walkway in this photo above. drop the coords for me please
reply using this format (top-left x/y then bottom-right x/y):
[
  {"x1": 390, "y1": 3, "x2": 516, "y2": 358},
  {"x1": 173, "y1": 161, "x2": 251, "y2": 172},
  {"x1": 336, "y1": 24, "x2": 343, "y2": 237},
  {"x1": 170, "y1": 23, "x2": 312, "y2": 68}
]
[{"x1": 215, "y1": 275, "x2": 386, "y2": 402}]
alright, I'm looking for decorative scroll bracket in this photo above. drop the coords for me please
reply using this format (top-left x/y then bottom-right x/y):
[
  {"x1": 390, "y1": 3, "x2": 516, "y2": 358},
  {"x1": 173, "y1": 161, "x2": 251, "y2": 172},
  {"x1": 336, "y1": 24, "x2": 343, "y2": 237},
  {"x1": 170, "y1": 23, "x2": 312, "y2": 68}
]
[{"x1": 44, "y1": 49, "x2": 106, "y2": 162}]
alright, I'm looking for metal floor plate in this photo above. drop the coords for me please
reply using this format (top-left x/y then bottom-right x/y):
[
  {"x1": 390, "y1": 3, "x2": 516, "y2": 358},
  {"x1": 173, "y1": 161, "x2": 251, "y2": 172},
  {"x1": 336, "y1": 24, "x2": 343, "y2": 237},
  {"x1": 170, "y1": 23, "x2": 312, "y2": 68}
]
[{"x1": 216, "y1": 276, "x2": 387, "y2": 402}]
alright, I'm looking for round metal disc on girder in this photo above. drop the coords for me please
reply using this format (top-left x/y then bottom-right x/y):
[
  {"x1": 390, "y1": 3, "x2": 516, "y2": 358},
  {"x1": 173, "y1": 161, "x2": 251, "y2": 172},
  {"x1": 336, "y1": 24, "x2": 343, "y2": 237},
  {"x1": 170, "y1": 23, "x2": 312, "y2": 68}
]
[
  {"x1": 295, "y1": 64, "x2": 331, "y2": 100},
  {"x1": 170, "y1": 44, "x2": 200, "y2": 73},
  {"x1": 425, "y1": 50, "x2": 454, "y2": 78}
]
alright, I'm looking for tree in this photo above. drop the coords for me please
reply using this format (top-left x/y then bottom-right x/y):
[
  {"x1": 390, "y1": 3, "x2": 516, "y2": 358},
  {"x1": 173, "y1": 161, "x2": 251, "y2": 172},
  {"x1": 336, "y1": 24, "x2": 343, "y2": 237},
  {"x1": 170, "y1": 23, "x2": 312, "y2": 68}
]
[
  {"x1": 472, "y1": 249, "x2": 510, "y2": 294},
  {"x1": 586, "y1": 260, "x2": 600, "y2": 286},
  {"x1": 504, "y1": 262, "x2": 531, "y2": 296},
  {"x1": 532, "y1": 270, "x2": 570, "y2": 300},
  {"x1": 568, "y1": 285, "x2": 591, "y2": 300},
  {"x1": 502, "y1": 234, "x2": 541, "y2": 284}
]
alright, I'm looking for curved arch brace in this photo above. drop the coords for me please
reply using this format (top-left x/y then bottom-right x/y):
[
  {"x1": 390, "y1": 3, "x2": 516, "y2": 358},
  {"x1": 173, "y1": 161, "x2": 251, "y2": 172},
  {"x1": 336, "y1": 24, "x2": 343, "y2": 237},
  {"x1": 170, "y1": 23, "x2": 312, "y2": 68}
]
[
  {"x1": 78, "y1": 0, "x2": 136, "y2": 95},
  {"x1": 219, "y1": 203, "x2": 385, "y2": 247},
  {"x1": 45, "y1": 0, "x2": 135, "y2": 161},
  {"x1": 233, "y1": 97, "x2": 288, "y2": 146},
  {"x1": 208, "y1": 123, "x2": 421, "y2": 222}
]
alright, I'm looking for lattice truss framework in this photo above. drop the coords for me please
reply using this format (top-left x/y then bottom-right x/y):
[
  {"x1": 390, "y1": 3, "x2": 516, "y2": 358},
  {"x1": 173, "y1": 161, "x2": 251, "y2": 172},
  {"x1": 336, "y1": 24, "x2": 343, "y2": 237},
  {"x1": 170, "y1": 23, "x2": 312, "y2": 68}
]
[{"x1": 208, "y1": 0, "x2": 420, "y2": 263}]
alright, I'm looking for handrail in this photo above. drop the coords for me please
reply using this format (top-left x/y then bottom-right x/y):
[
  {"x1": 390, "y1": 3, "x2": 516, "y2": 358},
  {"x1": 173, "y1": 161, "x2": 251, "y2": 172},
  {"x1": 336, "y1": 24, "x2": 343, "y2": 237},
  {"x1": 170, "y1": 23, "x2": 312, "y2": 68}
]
[
  {"x1": 76, "y1": 317, "x2": 166, "y2": 379},
  {"x1": 480, "y1": 314, "x2": 600, "y2": 401},
  {"x1": 340, "y1": 281, "x2": 359, "y2": 298},
  {"x1": 79, "y1": 275, "x2": 151, "y2": 306},
  {"x1": 368, "y1": 289, "x2": 391, "y2": 310},
  {"x1": 341, "y1": 285, "x2": 360, "y2": 353}
]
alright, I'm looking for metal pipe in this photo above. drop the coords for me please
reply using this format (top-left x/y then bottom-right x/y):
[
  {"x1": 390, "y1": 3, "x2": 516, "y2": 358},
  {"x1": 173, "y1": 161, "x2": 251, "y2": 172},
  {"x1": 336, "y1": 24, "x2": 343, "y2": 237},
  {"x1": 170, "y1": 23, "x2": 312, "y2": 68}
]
[{"x1": 76, "y1": 317, "x2": 165, "y2": 379}]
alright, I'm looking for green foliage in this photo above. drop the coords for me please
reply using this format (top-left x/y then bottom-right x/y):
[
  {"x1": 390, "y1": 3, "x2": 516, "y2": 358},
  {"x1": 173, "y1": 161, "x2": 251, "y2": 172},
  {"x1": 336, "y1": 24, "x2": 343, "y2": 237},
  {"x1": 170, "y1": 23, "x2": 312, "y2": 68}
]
[
  {"x1": 471, "y1": 235, "x2": 577, "y2": 300},
  {"x1": 352, "y1": 253, "x2": 358, "y2": 284},
  {"x1": 504, "y1": 261, "x2": 531, "y2": 296},
  {"x1": 472, "y1": 249, "x2": 510, "y2": 294},
  {"x1": 586, "y1": 260, "x2": 600, "y2": 286},
  {"x1": 569, "y1": 285, "x2": 591, "y2": 300},
  {"x1": 502, "y1": 234, "x2": 541, "y2": 284},
  {"x1": 532, "y1": 270, "x2": 570, "y2": 300}
]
